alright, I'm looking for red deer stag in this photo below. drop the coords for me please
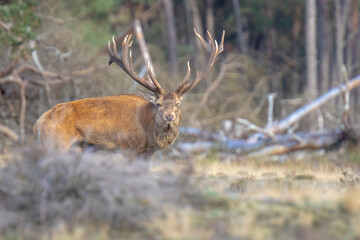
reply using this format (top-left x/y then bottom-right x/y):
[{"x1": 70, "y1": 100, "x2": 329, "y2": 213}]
[{"x1": 33, "y1": 29, "x2": 225, "y2": 158}]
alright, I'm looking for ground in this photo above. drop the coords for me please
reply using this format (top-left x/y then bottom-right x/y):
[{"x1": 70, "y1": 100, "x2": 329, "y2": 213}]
[{"x1": 0, "y1": 148, "x2": 359, "y2": 240}]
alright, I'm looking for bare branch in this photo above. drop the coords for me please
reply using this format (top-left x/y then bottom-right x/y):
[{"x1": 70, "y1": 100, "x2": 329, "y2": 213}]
[
  {"x1": 0, "y1": 124, "x2": 18, "y2": 142},
  {"x1": 201, "y1": 76, "x2": 268, "y2": 125},
  {"x1": 0, "y1": 58, "x2": 19, "y2": 78},
  {"x1": 0, "y1": 21, "x2": 12, "y2": 31},
  {"x1": 30, "y1": 40, "x2": 44, "y2": 72},
  {"x1": 0, "y1": 76, "x2": 27, "y2": 142},
  {"x1": 236, "y1": 118, "x2": 275, "y2": 139},
  {"x1": 190, "y1": 60, "x2": 228, "y2": 121}
]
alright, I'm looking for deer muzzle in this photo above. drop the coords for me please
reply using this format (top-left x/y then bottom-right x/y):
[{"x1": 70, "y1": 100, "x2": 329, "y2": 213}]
[{"x1": 165, "y1": 114, "x2": 175, "y2": 122}]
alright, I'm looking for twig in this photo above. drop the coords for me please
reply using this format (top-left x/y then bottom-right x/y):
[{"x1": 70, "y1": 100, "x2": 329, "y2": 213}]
[
  {"x1": 37, "y1": 13, "x2": 64, "y2": 24},
  {"x1": 19, "y1": 81, "x2": 27, "y2": 143},
  {"x1": 236, "y1": 118, "x2": 275, "y2": 138},
  {"x1": 30, "y1": 40, "x2": 45, "y2": 72},
  {"x1": 202, "y1": 76, "x2": 268, "y2": 125},
  {"x1": 0, "y1": 124, "x2": 18, "y2": 142},
  {"x1": 190, "y1": 61, "x2": 229, "y2": 121},
  {"x1": 341, "y1": 65, "x2": 350, "y2": 128},
  {"x1": 317, "y1": 110, "x2": 325, "y2": 132},
  {"x1": 30, "y1": 40, "x2": 52, "y2": 104},
  {"x1": 0, "y1": 76, "x2": 27, "y2": 143},
  {"x1": 267, "y1": 93, "x2": 277, "y2": 127},
  {"x1": 0, "y1": 21, "x2": 12, "y2": 31},
  {"x1": 287, "y1": 125, "x2": 305, "y2": 144},
  {"x1": 179, "y1": 127, "x2": 228, "y2": 141},
  {"x1": 0, "y1": 58, "x2": 19, "y2": 78}
]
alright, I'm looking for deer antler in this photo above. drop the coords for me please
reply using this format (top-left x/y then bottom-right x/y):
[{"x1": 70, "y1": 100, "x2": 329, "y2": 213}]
[
  {"x1": 176, "y1": 29, "x2": 225, "y2": 95},
  {"x1": 108, "y1": 35, "x2": 164, "y2": 95}
]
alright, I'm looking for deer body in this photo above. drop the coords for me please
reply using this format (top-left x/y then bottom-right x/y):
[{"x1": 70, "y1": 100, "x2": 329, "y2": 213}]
[
  {"x1": 34, "y1": 93, "x2": 181, "y2": 155},
  {"x1": 34, "y1": 29, "x2": 224, "y2": 157}
]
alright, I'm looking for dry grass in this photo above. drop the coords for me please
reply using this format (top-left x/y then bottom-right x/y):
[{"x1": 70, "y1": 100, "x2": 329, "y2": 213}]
[{"x1": 0, "y1": 147, "x2": 360, "y2": 240}]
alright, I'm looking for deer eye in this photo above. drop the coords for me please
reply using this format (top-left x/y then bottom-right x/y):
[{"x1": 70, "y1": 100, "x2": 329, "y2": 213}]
[{"x1": 156, "y1": 103, "x2": 162, "y2": 107}]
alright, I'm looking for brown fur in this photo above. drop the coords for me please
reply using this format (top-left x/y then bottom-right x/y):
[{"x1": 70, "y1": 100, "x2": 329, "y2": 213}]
[{"x1": 33, "y1": 93, "x2": 182, "y2": 157}]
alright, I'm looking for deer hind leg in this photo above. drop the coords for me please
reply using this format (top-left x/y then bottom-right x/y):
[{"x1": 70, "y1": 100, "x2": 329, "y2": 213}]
[{"x1": 38, "y1": 124, "x2": 82, "y2": 152}]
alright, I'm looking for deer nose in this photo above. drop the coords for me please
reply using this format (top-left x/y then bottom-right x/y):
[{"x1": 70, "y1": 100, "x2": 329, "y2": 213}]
[{"x1": 165, "y1": 114, "x2": 175, "y2": 122}]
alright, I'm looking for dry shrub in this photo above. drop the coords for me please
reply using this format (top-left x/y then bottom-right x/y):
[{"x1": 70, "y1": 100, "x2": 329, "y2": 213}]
[{"x1": 0, "y1": 147, "x2": 190, "y2": 237}]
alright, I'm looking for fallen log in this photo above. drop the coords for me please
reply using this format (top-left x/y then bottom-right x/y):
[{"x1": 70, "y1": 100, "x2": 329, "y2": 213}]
[
  {"x1": 177, "y1": 75, "x2": 360, "y2": 157},
  {"x1": 177, "y1": 128, "x2": 357, "y2": 157}
]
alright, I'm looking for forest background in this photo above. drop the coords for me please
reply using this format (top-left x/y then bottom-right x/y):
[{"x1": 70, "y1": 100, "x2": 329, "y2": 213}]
[{"x1": 1, "y1": 0, "x2": 360, "y2": 239}]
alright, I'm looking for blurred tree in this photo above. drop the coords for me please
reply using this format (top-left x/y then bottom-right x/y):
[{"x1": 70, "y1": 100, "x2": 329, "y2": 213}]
[
  {"x1": 318, "y1": 0, "x2": 331, "y2": 93},
  {"x1": 231, "y1": 0, "x2": 246, "y2": 53},
  {"x1": 186, "y1": 0, "x2": 205, "y2": 68},
  {"x1": 0, "y1": 0, "x2": 39, "y2": 52},
  {"x1": 306, "y1": 0, "x2": 317, "y2": 102},
  {"x1": 206, "y1": 0, "x2": 215, "y2": 35},
  {"x1": 334, "y1": 0, "x2": 351, "y2": 84},
  {"x1": 163, "y1": 0, "x2": 178, "y2": 73}
]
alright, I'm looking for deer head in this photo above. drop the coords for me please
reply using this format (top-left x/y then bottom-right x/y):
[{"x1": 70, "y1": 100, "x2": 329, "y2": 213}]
[{"x1": 108, "y1": 29, "x2": 225, "y2": 131}]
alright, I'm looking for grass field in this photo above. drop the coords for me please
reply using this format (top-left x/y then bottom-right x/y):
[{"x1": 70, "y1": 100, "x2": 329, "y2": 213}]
[{"x1": 0, "y1": 148, "x2": 360, "y2": 240}]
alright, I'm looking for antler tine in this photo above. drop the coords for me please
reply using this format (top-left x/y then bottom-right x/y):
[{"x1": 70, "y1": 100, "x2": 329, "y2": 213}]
[
  {"x1": 219, "y1": 30, "x2": 225, "y2": 53},
  {"x1": 176, "y1": 30, "x2": 225, "y2": 95},
  {"x1": 121, "y1": 35, "x2": 131, "y2": 70},
  {"x1": 194, "y1": 28, "x2": 210, "y2": 51},
  {"x1": 147, "y1": 61, "x2": 164, "y2": 94},
  {"x1": 175, "y1": 61, "x2": 191, "y2": 91},
  {"x1": 107, "y1": 34, "x2": 161, "y2": 94}
]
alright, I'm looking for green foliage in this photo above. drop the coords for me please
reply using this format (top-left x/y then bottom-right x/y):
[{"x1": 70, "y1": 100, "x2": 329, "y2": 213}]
[
  {"x1": 0, "y1": 0, "x2": 40, "y2": 51},
  {"x1": 60, "y1": 0, "x2": 156, "y2": 21},
  {"x1": 61, "y1": 0, "x2": 120, "y2": 20}
]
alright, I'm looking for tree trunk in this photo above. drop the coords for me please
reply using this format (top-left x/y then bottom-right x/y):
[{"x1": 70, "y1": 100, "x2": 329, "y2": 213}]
[
  {"x1": 348, "y1": 0, "x2": 359, "y2": 122},
  {"x1": 186, "y1": 0, "x2": 205, "y2": 69},
  {"x1": 334, "y1": 0, "x2": 351, "y2": 83},
  {"x1": 290, "y1": 6, "x2": 302, "y2": 96},
  {"x1": 306, "y1": 0, "x2": 318, "y2": 100},
  {"x1": 318, "y1": 0, "x2": 331, "y2": 93},
  {"x1": 231, "y1": 0, "x2": 247, "y2": 53},
  {"x1": 162, "y1": 0, "x2": 178, "y2": 74},
  {"x1": 306, "y1": 0, "x2": 318, "y2": 131},
  {"x1": 206, "y1": 0, "x2": 215, "y2": 35}
]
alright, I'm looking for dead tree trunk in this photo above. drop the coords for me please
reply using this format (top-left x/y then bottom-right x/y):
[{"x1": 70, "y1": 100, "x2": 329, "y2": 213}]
[{"x1": 178, "y1": 75, "x2": 360, "y2": 157}]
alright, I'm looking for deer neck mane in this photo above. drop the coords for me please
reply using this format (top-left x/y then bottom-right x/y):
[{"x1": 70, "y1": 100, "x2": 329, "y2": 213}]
[{"x1": 153, "y1": 121, "x2": 179, "y2": 149}]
